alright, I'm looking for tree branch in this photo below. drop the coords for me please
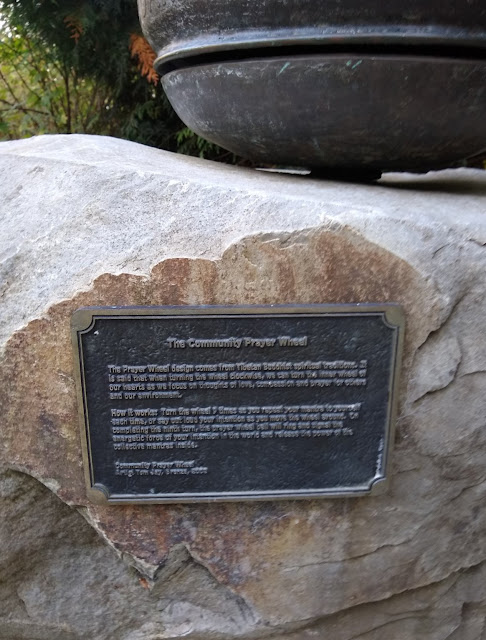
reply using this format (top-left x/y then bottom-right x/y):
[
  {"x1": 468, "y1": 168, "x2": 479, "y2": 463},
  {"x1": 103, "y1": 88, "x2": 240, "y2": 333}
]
[
  {"x1": 0, "y1": 67, "x2": 21, "y2": 106},
  {"x1": 0, "y1": 96, "x2": 49, "y2": 116},
  {"x1": 62, "y1": 62, "x2": 72, "y2": 133}
]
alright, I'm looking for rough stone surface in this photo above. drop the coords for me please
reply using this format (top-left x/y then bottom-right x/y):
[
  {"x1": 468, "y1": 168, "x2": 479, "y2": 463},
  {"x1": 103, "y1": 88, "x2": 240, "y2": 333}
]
[{"x1": 1, "y1": 134, "x2": 486, "y2": 639}]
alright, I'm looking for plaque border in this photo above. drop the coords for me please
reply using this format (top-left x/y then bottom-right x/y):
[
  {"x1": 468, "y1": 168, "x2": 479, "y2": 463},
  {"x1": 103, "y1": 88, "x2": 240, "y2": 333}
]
[{"x1": 71, "y1": 304, "x2": 404, "y2": 504}]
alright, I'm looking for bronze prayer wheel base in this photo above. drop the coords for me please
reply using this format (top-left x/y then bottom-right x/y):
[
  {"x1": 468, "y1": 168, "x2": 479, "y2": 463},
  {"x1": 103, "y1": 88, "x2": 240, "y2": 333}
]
[{"x1": 162, "y1": 54, "x2": 486, "y2": 174}]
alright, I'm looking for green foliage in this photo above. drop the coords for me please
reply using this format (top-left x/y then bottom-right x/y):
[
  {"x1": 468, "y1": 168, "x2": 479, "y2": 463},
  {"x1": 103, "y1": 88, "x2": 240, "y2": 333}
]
[
  {"x1": 0, "y1": 25, "x2": 114, "y2": 137},
  {"x1": 0, "y1": 0, "x2": 233, "y2": 161},
  {"x1": 175, "y1": 126, "x2": 241, "y2": 163}
]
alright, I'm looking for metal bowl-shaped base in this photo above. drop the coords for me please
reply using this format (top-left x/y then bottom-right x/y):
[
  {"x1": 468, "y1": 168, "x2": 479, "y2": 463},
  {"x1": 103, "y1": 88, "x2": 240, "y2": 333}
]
[{"x1": 162, "y1": 54, "x2": 486, "y2": 173}]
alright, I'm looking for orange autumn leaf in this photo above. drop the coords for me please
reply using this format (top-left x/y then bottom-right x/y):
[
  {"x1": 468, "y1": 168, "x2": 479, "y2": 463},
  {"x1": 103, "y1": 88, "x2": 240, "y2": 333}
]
[
  {"x1": 64, "y1": 15, "x2": 83, "y2": 44},
  {"x1": 130, "y1": 34, "x2": 159, "y2": 85}
]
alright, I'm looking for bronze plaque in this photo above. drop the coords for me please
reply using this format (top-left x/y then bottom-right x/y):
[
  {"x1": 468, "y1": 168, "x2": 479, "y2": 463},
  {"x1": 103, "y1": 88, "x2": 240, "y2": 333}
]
[{"x1": 72, "y1": 305, "x2": 403, "y2": 504}]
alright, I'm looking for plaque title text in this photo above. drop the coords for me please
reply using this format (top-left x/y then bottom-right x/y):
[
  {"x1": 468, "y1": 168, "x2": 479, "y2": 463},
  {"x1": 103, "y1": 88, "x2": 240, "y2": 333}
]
[{"x1": 166, "y1": 336, "x2": 308, "y2": 349}]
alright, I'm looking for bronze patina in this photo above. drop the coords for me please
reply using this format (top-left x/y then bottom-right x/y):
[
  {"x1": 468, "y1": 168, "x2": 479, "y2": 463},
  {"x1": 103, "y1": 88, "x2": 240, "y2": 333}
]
[
  {"x1": 72, "y1": 304, "x2": 403, "y2": 504},
  {"x1": 138, "y1": 0, "x2": 486, "y2": 177}
]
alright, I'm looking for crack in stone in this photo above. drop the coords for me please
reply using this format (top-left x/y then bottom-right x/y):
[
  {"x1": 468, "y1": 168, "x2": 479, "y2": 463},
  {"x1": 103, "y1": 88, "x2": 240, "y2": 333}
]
[
  {"x1": 432, "y1": 243, "x2": 452, "y2": 259},
  {"x1": 343, "y1": 615, "x2": 439, "y2": 640},
  {"x1": 448, "y1": 477, "x2": 486, "y2": 505},
  {"x1": 281, "y1": 529, "x2": 423, "y2": 571},
  {"x1": 411, "y1": 359, "x2": 461, "y2": 404},
  {"x1": 263, "y1": 559, "x2": 486, "y2": 640},
  {"x1": 412, "y1": 283, "x2": 468, "y2": 356},
  {"x1": 410, "y1": 291, "x2": 467, "y2": 404},
  {"x1": 172, "y1": 543, "x2": 260, "y2": 628},
  {"x1": 459, "y1": 370, "x2": 486, "y2": 379},
  {"x1": 468, "y1": 237, "x2": 486, "y2": 248},
  {"x1": 117, "y1": 541, "x2": 261, "y2": 635}
]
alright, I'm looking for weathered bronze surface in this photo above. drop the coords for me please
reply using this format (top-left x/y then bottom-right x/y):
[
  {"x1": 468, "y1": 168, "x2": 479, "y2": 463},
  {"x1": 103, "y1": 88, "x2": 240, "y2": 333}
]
[
  {"x1": 72, "y1": 305, "x2": 403, "y2": 504},
  {"x1": 138, "y1": 0, "x2": 486, "y2": 174},
  {"x1": 162, "y1": 55, "x2": 486, "y2": 174},
  {"x1": 138, "y1": 0, "x2": 486, "y2": 71}
]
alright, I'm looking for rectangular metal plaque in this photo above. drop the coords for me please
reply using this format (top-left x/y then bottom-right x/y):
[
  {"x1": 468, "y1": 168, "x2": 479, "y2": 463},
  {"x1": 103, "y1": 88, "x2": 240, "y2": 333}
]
[{"x1": 72, "y1": 304, "x2": 403, "y2": 504}]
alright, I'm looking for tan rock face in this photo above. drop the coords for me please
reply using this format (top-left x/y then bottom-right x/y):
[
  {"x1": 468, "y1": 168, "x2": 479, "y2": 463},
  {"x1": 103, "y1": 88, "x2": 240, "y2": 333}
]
[{"x1": 1, "y1": 135, "x2": 485, "y2": 639}]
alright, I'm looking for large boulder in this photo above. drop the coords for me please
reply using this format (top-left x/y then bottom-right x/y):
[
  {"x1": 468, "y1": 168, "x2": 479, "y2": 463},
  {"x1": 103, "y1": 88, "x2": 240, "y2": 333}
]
[{"x1": 1, "y1": 134, "x2": 485, "y2": 639}]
